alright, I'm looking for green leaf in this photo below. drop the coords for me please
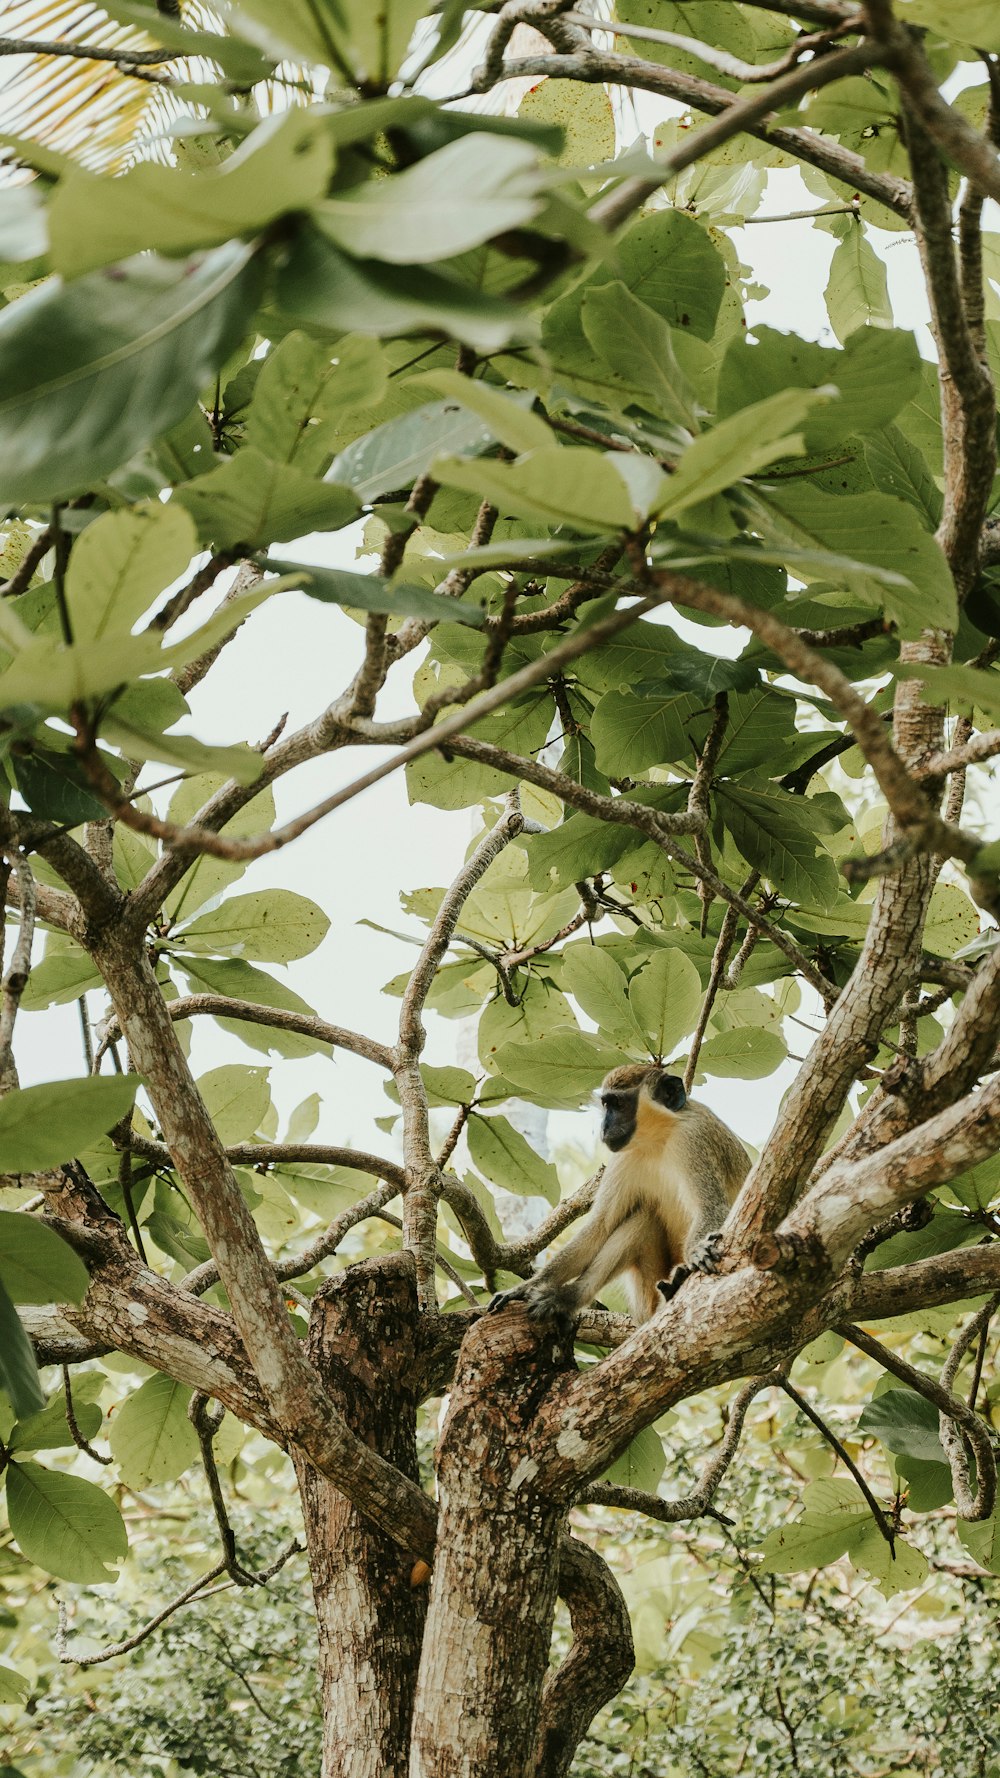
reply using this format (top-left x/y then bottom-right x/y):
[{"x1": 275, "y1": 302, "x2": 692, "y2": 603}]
[
  {"x1": 197, "y1": 1064, "x2": 271, "y2": 1145},
  {"x1": 108, "y1": 1373, "x2": 200, "y2": 1490},
  {"x1": 898, "y1": 660, "x2": 1000, "y2": 725},
  {"x1": 172, "y1": 890, "x2": 330, "y2": 963},
  {"x1": 274, "y1": 227, "x2": 532, "y2": 355},
  {"x1": 858, "y1": 1389, "x2": 948, "y2": 1466},
  {"x1": 0, "y1": 243, "x2": 263, "y2": 503},
  {"x1": 10, "y1": 1374, "x2": 102, "y2": 1454},
  {"x1": 897, "y1": 1, "x2": 1000, "y2": 51},
  {"x1": 432, "y1": 447, "x2": 642, "y2": 533},
  {"x1": 642, "y1": 653, "x2": 760, "y2": 699},
  {"x1": 761, "y1": 484, "x2": 956, "y2": 637},
  {"x1": 0, "y1": 1664, "x2": 28, "y2": 1707},
  {"x1": 467, "y1": 1114, "x2": 560, "y2": 1203},
  {"x1": 0, "y1": 1281, "x2": 45, "y2": 1420},
  {"x1": 0, "y1": 1212, "x2": 89, "y2": 1306},
  {"x1": 270, "y1": 560, "x2": 485, "y2": 627},
  {"x1": 49, "y1": 110, "x2": 334, "y2": 277},
  {"x1": 590, "y1": 688, "x2": 703, "y2": 777},
  {"x1": 314, "y1": 136, "x2": 543, "y2": 264},
  {"x1": 628, "y1": 950, "x2": 702, "y2": 1059},
  {"x1": 759, "y1": 1477, "x2": 871, "y2": 1574},
  {"x1": 10, "y1": 748, "x2": 108, "y2": 825},
  {"x1": 410, "y1": 371, "x2": 553, "y2": 456},
  {"x1": 958, "y1": 1510, "x2": 1000, "y2": 1573},
  {"x1": 18, "y1": 936, "x2": 102, "y2": 1012},
  {"x1": 718, "y1": 325, "x2": 922, "y2": 452},
  {"x1": 561, "y1": 942, "x2": 647, "y2": 1049},
  {"x1": 179, "y1": 957, "x2": 325, "y2": 1059},
  {"x1": 825, "y1": 225, "x2": 892, "y2": 344},
  {"x1": 176, "y1": 449, "x2": 358, "y2": 550},
  {"x1": 100, "y1": 707, "x2": 266, "y2": 788},
  {"x1": 5, "y1": 1460, "x2": 127, "y2": 1582},
  {"x1": 330, "y1": 399, "x2": 500, "y2": 504},
  {"x1": 696, "y1": 1027, "x2": 786, "y2": 1078},
  {"x1": 492, "y1": 1028, "x2": 623, "y2": 1108},
  {"x1": 580, "y1": 282, "x2": 696, "y2": 429},
  {"x1": 227, "y1": 0, "x2": 349, "y2": 65},
  {"x1": 655, "y1": 387, "x2": 836, "y2": 521},
  {"x1": 0, "y1": 1077, "x2": 137, "y2": 1175},
  {"x1": 526, "y1": 813, "x2": 639, "y2": 894},
  {"x1": 716, "y1": 777, "x2": 841, "y2": 909},
  {"x1": 603, "y1": 1423, "x2": 666, "y2": 1492},
  {"x1": 245, "y1": 332, "x2": 387, "y2": 474}
]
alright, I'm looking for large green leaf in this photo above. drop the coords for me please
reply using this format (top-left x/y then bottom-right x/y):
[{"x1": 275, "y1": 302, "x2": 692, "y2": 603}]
[
  {"x1": 467, "y1": 1114, "x2": 560, "y2": 1203},
  {"x1": 696, "y1": 1026, "x2": 786, "y2": 1078},
  {"x1": 49, "y1": 111, "x2": 333, "y2": 276},
  {"x1": 628, "y1": 950, "x2": 702, "y2": 1059},
  {"x1": 760, "y1": 484, "x2": 956, "y2": 636},
  {"x1": 0, "y1": 1281, "x2": 45, "y2": 1419},
  {"x1": 108, "y1": 1373, "x2": 201, "y2": 1490},
  {"x1": 717, "y1": 325, "x2": 922, "y2": 452},
  {"x1": 897, "y1": 1, "x2": 1000, "y2": 50},
  {"x1": 8, "y1": 1374, "x2": 103, "y2": 1455},
  {"x1": 0, "y1": 243, "x2": 263, "y2": 503},
  {"x1": 66, "y1": 503, "x2": 198, "y2": 643},
  {"x1": 716, "y1": 777, "x2": 840, "y2": 909},
  {"x1": 580, "y1": 282, "x2": 696, "y2": 429},
  {"x1": 269, "y1": 560, "x2": 486, "y2": 627},
  {"x1": 0, "y1": 1212, "x2": 89, "y2": 1306},
  {"x1": 179, "y1": 957, "x2": 325, "y2": 1059},
  {"x1": 176, "y1": 450, "x2": 357, "y2": 549},
  {"x1": 434, "y1": 447, "x2": 647, "y2": 533},
  {"x1": 591, "y1": 688, "x2": 703, "y2": 777},
  {"x1": 197, "y1": 1063, "x2": 271, "y2": 1145},
  {"x1": 825, "y1": 224, "x2": 892, "y2": 344},
  {"x1": 410, "y1": 371, "x2": 553, "y2": 456},
  {"x1": 330, "y1": 399, "x2": 501, "y2": 503},
  {"x1": 561, "y1": 943, "x2": 647, "y2": 1050},
  {"x1": 0, "y1": 1077, "x2": 137, "y2": 1175},
  {"x1": 171, "y1": 890, "x2": 331, "y2": 963},
  {"x1": 654, "y1": 387, "x2": 835, "y2": 520},
  {"x1": 314, "y1": 136, "x2": 544, "y2": 264},
  {"x1": 5, "y1": 1460, "x2": 127, "y2": 1582},
  {"x1": 274, "y1": 227, "x2": 531, "y2": 354},
  {"x1": 491, "y1": 1028, "x2": 622, "y2": 1107},
  {"x1": 245, "y1": 332, "x2": 387, "y2": 473}
]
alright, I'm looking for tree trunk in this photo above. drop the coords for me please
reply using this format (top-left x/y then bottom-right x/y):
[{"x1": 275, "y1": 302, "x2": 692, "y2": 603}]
[
  {"x1": 409, "y1": 1312, "x2": 574, "y2": 1778},
  {"x1": 295, "y1": 1256, "x2": 427, "y2": 1778}
]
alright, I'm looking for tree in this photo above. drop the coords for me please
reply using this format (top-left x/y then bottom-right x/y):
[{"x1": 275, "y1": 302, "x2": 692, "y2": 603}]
[{"x1": 1, "y1": 1, "x2": 1000, "y2": 1772}]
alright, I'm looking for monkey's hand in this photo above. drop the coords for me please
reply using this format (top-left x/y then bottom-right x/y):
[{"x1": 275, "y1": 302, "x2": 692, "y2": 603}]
[{"x1": 487, "y1": 1278, "x2": 576, "y2": 1323}]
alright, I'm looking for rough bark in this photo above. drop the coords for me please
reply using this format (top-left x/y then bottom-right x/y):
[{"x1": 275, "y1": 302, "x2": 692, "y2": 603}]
[
  {"x1": 294, "y1": 1256, "x2": 427, "y2": 1778},
  {"x1": 409, "y1": 1311, "x2": 576, "y2": 1778}
]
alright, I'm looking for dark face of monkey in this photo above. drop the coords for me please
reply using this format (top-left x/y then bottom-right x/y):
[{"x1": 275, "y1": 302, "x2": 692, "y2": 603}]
[{"x1": 600, "y1": 1069, "x2": 687, "y2": 1150}]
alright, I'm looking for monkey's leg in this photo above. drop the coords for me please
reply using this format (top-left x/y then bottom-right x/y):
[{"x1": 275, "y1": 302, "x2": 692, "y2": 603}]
[
  {"x1": 488, "y1": 1212, "x2": 641, "y2": 1320},
  {"x1": 553, "y1": 1211, "x2": 651, "y2": 1317},
  {"x1": 485, "y1": 1213, "x2": 612, "y2": 1316}
]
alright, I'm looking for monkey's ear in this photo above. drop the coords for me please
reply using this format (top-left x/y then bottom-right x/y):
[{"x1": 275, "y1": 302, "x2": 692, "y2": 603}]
[{"x1": 653, "y1": 1073, "x2": 687, "y2": 1112}]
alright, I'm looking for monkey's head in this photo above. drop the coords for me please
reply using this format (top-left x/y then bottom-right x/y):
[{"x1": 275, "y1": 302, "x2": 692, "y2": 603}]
[{"x1": 599, "y1": 1065, "x2": 687, "y2": 1151}]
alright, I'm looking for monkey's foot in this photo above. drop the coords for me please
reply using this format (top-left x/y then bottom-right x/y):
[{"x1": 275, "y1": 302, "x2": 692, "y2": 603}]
[{"x1": 687, "y1": 1230, "x2": 726, "y2": 1275}]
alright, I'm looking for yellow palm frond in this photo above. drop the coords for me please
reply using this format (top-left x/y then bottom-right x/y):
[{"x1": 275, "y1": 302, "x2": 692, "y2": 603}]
[{"x1": 0, "y1": 2, "x2": 216, "y2": 171}]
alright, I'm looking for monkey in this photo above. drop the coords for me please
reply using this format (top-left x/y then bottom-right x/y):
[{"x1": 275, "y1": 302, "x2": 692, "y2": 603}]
[{"x1": 488, "y1": 1064, "x2": 749, "y2": 1325}]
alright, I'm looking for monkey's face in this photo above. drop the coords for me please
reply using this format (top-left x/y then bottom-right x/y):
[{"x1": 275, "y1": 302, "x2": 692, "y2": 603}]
[
  {"x1": 600, "y1": 1087, "x2": 637, "y2": 1151},
  {"x1": 599, "y1": 1071, "x2": 687, "y2": 1150}
]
